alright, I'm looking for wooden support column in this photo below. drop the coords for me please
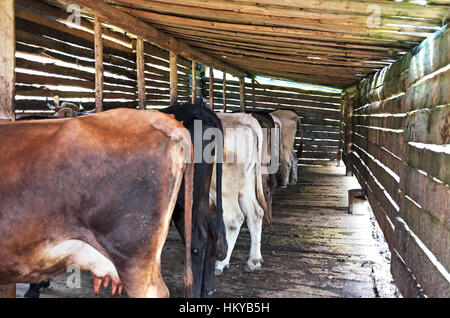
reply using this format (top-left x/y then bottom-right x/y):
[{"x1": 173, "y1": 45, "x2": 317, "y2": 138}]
[
  {"x1": 337, "y1": 94, "x2": 344, "y2": 167},
  {"x1": 345, "y1": 93, "x2": 354, "y2": 176},
  {"x1": 94, "y1": 16, "x2": 103, "y2": 113},
  {"x1": 239, "y1": 77, "x2": 246, "y2": 113},
  {"x1": 136, "y1": 37, "x2": 146, "y2": 110},
  {"x1": 170, "y1": 52, "x2": 178, "y2": 105},
  {"x1": 252, "y1": 78, "x2": 256, "y2": 108},
  {"x1": 0, "y1": 0, "x2": 16, "y2": 121},
  {"x1": 191, "y1": 61, "x2": 197, "y2": 104},
  {"x1": 222, "y1": 72, "x2": 227, "y2": 112},
  {"x1": 209, "y1": 67, "x2": 214, "y2": 110},
  {"x1": 0, "y1": 284, "x2": 15, "y2": 298},
  {"x1": 0, "y1": 1, "x2": 16, "y2": 295}
]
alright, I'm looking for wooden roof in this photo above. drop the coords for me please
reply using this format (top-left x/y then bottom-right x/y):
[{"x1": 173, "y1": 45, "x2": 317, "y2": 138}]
[{"x1": 42, "y1": 0, "x2": 449, "y2": 88}]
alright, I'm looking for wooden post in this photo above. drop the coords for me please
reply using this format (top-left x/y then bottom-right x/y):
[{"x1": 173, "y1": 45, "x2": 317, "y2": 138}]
[
  {"x1": 337, "y1": 94, "x2": 344, "y2": 167},
  {"x1": 252, "y1": 78, "x2": 256, "y2": 108},
  {"x1": 0, "y1": 284, "x2": 15, "y2": 298},
  {"x1": 239, "y1": 77, "x2": 246, "y2": 113},
  {"x1": 209, "y1": 67, "x2": 214, "y2": 110},
  {"x1": 0, "y1": 0, "x2": 16, "y2": 121},
  {"x1": 191, "y1": 60, "x2": 197, "y2": 104},
  {"x1": 136, "y1": 37, "x2": 146, "y2": 110},
  {"x1": 170, "y1": 52, "x2": 178, "y2": 105},
  {"x1": 222, "y1": 72, "x2": 227, "y2": 112},
  {"x1": 345, "y1": 92, "x2": 354, "y2": 176},
  {"x1": 94, "y1": 16, "x2": 103, "y2": 113}
]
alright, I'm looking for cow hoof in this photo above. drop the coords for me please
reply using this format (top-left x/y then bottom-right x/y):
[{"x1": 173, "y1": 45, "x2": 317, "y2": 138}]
[
  {"x1": 225, "y1": 263, "x2": 230, "y2": 269},
  {"x1": 243, "y1": 265, "x2": 253, "y2": 273},
  {"x1": 24, "y1": 289, "x2": 40, "y2": 298},
  {"x1": 215, "y1": 268, "x2": 224, "y2": 276},
  {"x1": 260, "y1": 257, "x2": 264, "y2": 263},
  {"x1": 243, "y1": 263, "x2": 261, "y2": 273}
]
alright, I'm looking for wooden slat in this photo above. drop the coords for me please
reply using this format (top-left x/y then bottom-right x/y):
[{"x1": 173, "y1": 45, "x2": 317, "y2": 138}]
[
  {"x1": 400, "y1": 194, "x2": 450, "y2": 271},
  {"x1": 354, "y1": 125, "x2": 404, "y2": 159},
  {"x1": 405, "y1": 143, "x2": 450, "y2": 186},
  {"x1": 15, "y1": 73, "x2": 136, "y2": 94},
  {"x1": 405, "y1": 104, "x2": 450, "y2": 145},
  {"x1": 405, "y1": 67, "x2": 450, "y2": 112},
  {"x1": 390, "y1": 249, "x2": 423, "y2": 298},
  {"x1": 395, "y1": 216, "x2": 450, "y2": 298},
  {"x1": 352, "y1": 151, "x2": 399, "y2": 222},
  {"x1": 409, "y1": 26, "x2": 449, "y2": 86},
  {"x1": 353, "y1": 133, "x2": 404, "y2": 176},
  {"x1": 353, "y1": 143, "x2": 400, "y2": 205}
]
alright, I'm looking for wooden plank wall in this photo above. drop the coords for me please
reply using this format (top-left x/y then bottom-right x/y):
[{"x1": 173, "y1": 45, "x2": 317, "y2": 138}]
[
  {"x1": 204, "y1": 76, "x2": 342, "y2": 166},
  {"x1": 13, "y1": 1, "x2": 191, "y2": 115},
  {"x1": 343, "y1": 25, "x2": 450, "y2": 297}
]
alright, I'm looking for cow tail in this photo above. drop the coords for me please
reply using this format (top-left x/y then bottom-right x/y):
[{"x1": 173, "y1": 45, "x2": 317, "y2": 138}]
[
  {"x1": 214, "y1": 135, "x2": 228, "y2": 261},
  {"x1": 183, "y1": 159, "x2": 194, "y2": 298},
  {"x1": 254, "y1": 125, "x2": 269, "y2": 218},
  {"x1": 296, "y1": 117, "x2": 303, "y2": 159}
]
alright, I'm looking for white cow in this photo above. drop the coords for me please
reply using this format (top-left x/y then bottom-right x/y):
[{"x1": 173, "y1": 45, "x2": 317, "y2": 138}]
[
  {"x1": 210, "y1": 113, "x2": 268, "y2": 275},
  {"x1": 270, "y1": 110, "x2": 303, "y2": 188}
]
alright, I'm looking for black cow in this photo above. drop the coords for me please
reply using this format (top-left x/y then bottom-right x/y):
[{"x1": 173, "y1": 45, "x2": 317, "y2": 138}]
[{"x1": 160, "y1": 103, "x2": 226, "y2": 298}]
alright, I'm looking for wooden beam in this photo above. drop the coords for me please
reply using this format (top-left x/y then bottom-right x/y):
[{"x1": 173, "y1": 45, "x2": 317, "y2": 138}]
[
  {"x1": 69, "y1": 0, "x2": 246, "y2": 77},
  {"x1": 170, "y1": 52, "x2": 178, "y2": 105},
  {"x1": 94, "y1": 16, "x2": 103, "y2": 113},
  {"x1": 0, "y1": 0, "x2": 15, "y2": 121},
  {"x1": 209, "y1": 67, "x2": 214, "y2": 110},
  {"x1": 136, "y1": 37, "x2": 146, "y2": 110},
  {"x1": 222, "y1": 72, "x2": 227, "y2": 112},
  {"x1": 239, "y1": 77, "x2": 246, "y2": 113},
  {"x1": 191, "y1": 60, "x2": 197, "y2": 104}
]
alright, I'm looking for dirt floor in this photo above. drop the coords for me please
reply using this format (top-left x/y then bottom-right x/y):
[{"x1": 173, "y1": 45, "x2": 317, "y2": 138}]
[{"x1": 16, "y1": 166, "x2": 398, "y2": 298}]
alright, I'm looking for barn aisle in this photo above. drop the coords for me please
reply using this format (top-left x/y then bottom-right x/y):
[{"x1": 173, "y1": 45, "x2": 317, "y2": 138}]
[
  {"x1": 162, "y1": 165, "x2": 398, "y2": 298},
  {"x1": 16, "y1": 166, "x2": 397, "y2": 298}
]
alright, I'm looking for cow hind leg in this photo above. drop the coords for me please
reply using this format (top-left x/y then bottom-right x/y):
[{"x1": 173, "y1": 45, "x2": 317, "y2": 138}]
[
  {"x1": 119, "y1": 263, "x2": 169, "y2": 298},
  {"x1": 239, "y1": 193, "x2": 264, "y2": 272},
  {"x1": 24, "y1": 281, "x2": 50, "y2": 298},
  {"x1": 280, "y1": 160, "x2": 291, "y2": 188},
  {"x1": 289, "y1": 155, "x2": 298, "y2": 185},
  {"x1": 215, "y1": 198, "x2": 244, "y2": 276},
  {"x1": 201, "y1": 229, "x2": 217, "y2": 297}
]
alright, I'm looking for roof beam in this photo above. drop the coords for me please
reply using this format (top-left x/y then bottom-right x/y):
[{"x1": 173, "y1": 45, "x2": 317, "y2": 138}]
[{"x1": 68, "y1": 0, "x2": 247, "y2": 77}]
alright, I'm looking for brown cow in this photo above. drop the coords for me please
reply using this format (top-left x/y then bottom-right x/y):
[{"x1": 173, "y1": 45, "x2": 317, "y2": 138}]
[
  {"x1": 270, "y1": 110, "x2": 303, "y2": 188},
  {"x1": 0, "y1": 108, "x2": 194, "y2": 298}
]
